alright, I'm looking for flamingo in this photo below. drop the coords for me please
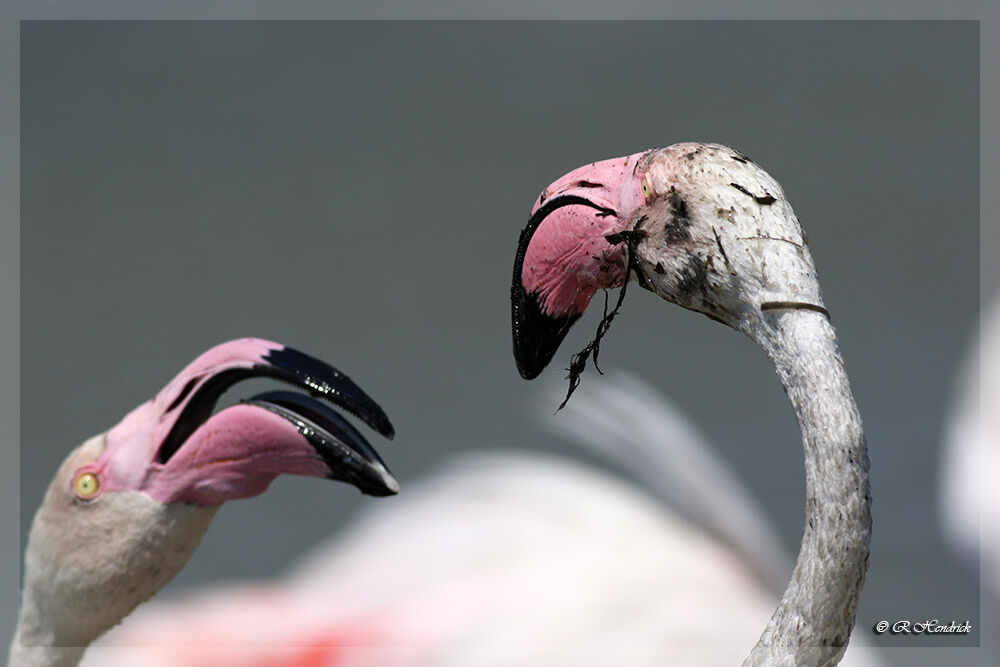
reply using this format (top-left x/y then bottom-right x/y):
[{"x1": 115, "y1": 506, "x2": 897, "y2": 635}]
[
  {"x1": 512, "y1": 143, "x2": 870, "y2": 665},
  {"x1": 9, "y1": 338, "x2": 398, "y2": 667},
  {"x1": 79, "y1": 143, "x2": 874, "y2": 666}
]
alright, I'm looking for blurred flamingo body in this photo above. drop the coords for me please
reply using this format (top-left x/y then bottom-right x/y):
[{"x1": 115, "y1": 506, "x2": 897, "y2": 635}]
[
  {"x1": 941, "y1": 296, "x2": 1000, "y2": 595},
  {"x1": 85, "y1": 374, "x2": 880, "y2": 666}
]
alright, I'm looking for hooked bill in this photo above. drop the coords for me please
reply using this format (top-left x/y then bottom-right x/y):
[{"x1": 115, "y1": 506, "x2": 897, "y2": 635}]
[
  {"x1": 511, "y1": 151, "x2": 649, "y2": 379},
  {"x1": 86, "y1": 338, "x2": 399, "y2": 505}
]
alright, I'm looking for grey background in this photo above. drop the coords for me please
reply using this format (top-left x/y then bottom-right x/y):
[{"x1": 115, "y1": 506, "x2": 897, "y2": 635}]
[{"x1": 12, "y1": 19, "x2": 987, "y2": 665}]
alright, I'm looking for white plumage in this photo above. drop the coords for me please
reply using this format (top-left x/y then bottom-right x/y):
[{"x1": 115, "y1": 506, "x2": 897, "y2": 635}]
[
  {"x1": 941, "y1": 296, "x2": 1000, "y2": 595},
  {"x1": 86, "y1": 374, "x2": 881, "y2": 666}
]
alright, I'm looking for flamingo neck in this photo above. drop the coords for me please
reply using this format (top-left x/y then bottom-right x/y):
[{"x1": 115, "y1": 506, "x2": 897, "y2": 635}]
[
  {"x1": 10, "y1": 483, "x2": 219, "y2": 667},
  {"x1": 743, "y1": 309, "x2": 871, "y2": 666},
  {"x1": 10, "y1": 576, "x2": 89, "y2": 667},
  {"x1": 8, "y1": 631, "x2": 84, "y2": 667}
]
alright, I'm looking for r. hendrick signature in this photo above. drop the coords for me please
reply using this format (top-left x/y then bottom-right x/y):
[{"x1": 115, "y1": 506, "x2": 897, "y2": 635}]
[{"x1": 873, "y1": 619, "x2": 972, "y2": 635}]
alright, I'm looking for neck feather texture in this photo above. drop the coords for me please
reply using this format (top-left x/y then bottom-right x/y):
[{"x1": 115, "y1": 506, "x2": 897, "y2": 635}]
[
  {"x1": 7, "y1": 641, "x2": 84, "y2": 667},
  {"x1": 10, "y1": 454, "x2": 218, "y2": 667},
  {"x1": 743, "y1": 309, "x2": 871, "y2": 666}
]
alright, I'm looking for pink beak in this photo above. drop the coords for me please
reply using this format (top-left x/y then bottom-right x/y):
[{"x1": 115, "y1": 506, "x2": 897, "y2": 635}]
[
  {"x1": 83, "y1": 338, "x2": 398, "y2": 506},
  {"x1": 511, "y1": 151, "x2": 649, "y2": 379}
]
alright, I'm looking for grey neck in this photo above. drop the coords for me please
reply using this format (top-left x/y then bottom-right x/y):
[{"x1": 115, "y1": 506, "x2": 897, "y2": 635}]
[
  {"x1": 10, "y1": 552, "x2": 89, "y2": 667},
  {"x1": 10, "y1": 590, "x2": 86, "y2": 667},
  {"x1": 8, "y1": 636, "x2": 85, "y2": 667},
  {"x1": 10, "y1": 483, "x2": 219, "y2": 667},
  {"x1": 743, "y1": 309, "x2": 871, "y2": 666}
]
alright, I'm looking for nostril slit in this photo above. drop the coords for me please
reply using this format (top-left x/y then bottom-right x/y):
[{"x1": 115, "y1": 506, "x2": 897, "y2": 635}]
[{"x1": 165, "y1": 377, "x2": 201, "y2": 414}]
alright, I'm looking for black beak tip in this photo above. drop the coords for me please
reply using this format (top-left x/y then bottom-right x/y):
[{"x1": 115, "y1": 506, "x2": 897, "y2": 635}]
[
  {"x1": 512, "y1": 288, "x2": 580, "y2": 381},
  {"x1": 518, "y1": 365, "x2": 542, "y2": 381},
  {"x1": 514, "y1": 343, "x2": 549, "y2": 380},
  {"x1": 374, "y1": 417, "x2": 396, "y2": 440},
  {"x1": 360, "y1": 479, "x2": 399, "y2": 497},
  {"x1": 342, "y1": 461, "x2": 400, "y2": 497}
]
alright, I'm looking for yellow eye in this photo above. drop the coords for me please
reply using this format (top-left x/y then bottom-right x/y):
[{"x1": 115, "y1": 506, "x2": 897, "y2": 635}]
[
  {"x1": 74, "y1": 472, "x2": 101, "y2": 500},
  {"x1": 641, "y1": 178, "x2": 651, "y2": 200}
]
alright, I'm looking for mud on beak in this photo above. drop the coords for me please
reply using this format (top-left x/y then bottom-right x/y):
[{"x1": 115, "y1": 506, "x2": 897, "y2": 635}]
[{"x1": 100, "y1": 338, "x2": 398, "y2": 505}]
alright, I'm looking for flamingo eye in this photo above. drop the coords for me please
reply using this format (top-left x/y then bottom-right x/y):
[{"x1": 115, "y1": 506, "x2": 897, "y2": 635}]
[
  {"x1": 74, "y1": 471, "x2": 101, "y2": 500},
  {"x1": 641, "y1": 178, "x2": 652, "y2": 201}
]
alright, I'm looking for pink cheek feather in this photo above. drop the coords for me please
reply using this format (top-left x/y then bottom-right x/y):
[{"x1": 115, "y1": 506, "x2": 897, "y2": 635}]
[{"x1": 521, "y1": 204, "x2": 628, "y2": 319}]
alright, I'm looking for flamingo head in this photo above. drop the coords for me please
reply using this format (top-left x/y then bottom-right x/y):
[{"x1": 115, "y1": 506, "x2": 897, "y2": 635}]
[
  {"x1": 83, "y1": 337, "x2": 396, "y2": 505},
  {"x1": 17, "y1": 339, "x2": 397, "y2": 650},
  {"x1": 512, "y1": 142, "x2": 824, "y2": 379}
]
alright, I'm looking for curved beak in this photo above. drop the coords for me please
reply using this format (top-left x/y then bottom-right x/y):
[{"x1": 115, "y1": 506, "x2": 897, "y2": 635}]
[
  {"x1": 511, "y1": 152, "x2": 648, "y2": 379},
  {"x1": 240, "y1": 390, "x2": 398, "y2": 497},
  {"x1": 96, "y1": 338, "x2": 398, "y2": 505}
]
